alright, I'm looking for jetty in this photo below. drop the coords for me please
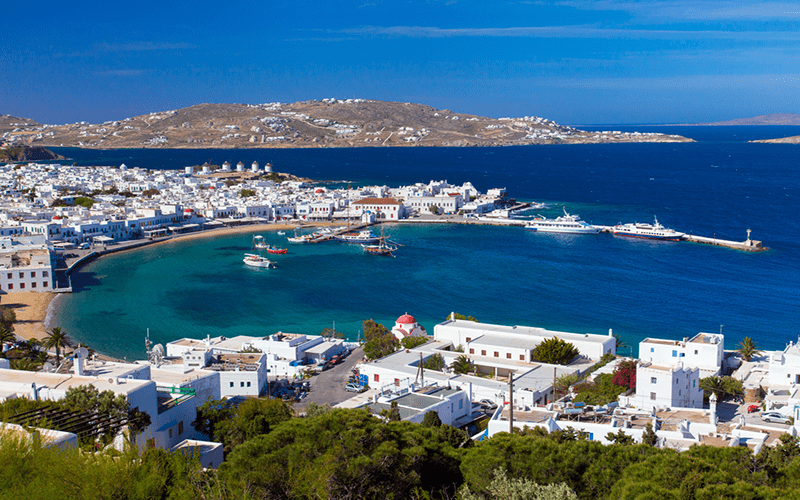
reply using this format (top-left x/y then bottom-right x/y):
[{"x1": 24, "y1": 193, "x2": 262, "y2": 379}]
[{"x1": 591, "y1": 225, "x2": 765, "y2": 252}]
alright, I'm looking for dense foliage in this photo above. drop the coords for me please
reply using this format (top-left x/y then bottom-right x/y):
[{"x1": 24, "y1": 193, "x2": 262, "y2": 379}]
[
  {"x1": 533, "y1": 338, "x2": 580, "y2": 365},
  {"x1": 362, "y1": 319, "x2": 400, "y2": 360},
  {"x1": 401, "y1": 335, "x2": 429, "y2": 349},
  {"x1": 448, "y1": 312, "x2": 479, "y2": 322},
  {"x1": 611, "y1": 360, "x2": 637, "y2": 390},
  {"x1": 699, "y1": 375, "x2": 744, "y2": 402},
  {"x1": 423, "y1": 353, "x2": 446, "y2": 371},
  {"x1": 193, "y1": 397, "x2": 293, "y2": 455},
  {"x1": 6, "y1": 405, "x2": 800, "y2": 499},
  {"x1": 737, "y1": 337, "x2": 762, "y2": 362},
  {"x1": 572, "y1": 373, "x2": 628, "y2": 406}
]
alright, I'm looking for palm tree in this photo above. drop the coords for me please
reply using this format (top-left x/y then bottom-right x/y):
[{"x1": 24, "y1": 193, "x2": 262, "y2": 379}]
[
  {"x1": 0, "y1": 326, "x2": 14, "y2": 348},
  {"x1": 43, "y1": 326, "x2": 74, "y2": 367},
  {"x1": 736, "y1": 337, "x2": 762, "y2": 362},
  {"x1": 451, "y1": 355, "x2": 474, "y2": 375}
]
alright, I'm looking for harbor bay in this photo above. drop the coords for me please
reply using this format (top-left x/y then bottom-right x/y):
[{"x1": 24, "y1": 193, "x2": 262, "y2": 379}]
[{"x1": 53, "y1": 126, "x2": 800, "y2": 360}]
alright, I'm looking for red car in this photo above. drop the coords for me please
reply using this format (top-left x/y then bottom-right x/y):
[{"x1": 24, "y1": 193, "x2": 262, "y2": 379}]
[{"x1": 747, "y1": 404, "x2": 760, "y2": 413}]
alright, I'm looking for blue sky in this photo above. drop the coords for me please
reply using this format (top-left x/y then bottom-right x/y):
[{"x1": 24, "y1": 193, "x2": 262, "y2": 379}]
[{"x1": 2, "y1": 0, "x2": 800, "y2": 124}]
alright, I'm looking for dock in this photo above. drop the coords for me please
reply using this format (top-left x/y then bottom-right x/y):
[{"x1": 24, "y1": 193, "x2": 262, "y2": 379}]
[{"x1": 592, "y1": 225, "x2": 765, "y2": 252}]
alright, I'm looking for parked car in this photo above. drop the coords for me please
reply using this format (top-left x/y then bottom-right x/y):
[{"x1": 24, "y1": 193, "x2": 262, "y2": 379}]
[
  {"x1": 761, "y1": 412, "x2": 792, "y2": 424},
  {"x1": 479, "y1": 399, "x2": 498, "y2": 410},
  {"x1": 78, "y1": 242, "x2": 90, "y2": 249},
  {"x1": 345, "y1": 383, "x2": 364, "y2": 393},
  {"x1": 747, "y1": 404, "x2": 761, "y2": 413}
]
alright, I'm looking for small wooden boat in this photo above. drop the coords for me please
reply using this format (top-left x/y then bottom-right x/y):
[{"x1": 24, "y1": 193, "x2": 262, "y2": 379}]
[{"x1": 266, "y1": 245, "x2": 288, "y2": 254}]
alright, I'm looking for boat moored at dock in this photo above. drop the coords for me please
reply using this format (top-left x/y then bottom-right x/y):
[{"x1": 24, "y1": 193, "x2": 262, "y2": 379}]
[
  {"x1": 334, "y1": 229, "x2": 380, "y2": 244},
  {"x1": 525, "y1": 208, "x2": 599, "y2": 234},
  {"x1": 612, "y1": 217, "x2": 684, "y2": 241}
]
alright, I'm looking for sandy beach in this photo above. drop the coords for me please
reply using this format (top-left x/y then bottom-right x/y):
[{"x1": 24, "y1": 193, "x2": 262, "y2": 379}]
[
  {"x1": 1, "y1": 291, "x2": 59, "y2": 341},
  {"x1": 0, "y1": 220, "x2": 347, "y2": 343}
]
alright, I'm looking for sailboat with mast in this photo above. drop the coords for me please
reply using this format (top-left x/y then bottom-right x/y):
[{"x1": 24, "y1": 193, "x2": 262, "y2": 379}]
[
  {"x1": 244, "y1": 235, "x2": 275, "y2": 268},
  {"x1": 361, "y1": 227, "x2": 399, "y2": 257}
]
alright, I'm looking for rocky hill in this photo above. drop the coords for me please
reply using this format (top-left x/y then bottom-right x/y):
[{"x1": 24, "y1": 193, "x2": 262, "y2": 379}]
[
  {"x1": 750, "y1": 135, "x2": 800, "y2": 144},
  {"x1": 1, "y1": 100, "x2": 693, "y2": 149},
  {"x1": 0, "y1": 145, "x2": 64, "y2": 162}
]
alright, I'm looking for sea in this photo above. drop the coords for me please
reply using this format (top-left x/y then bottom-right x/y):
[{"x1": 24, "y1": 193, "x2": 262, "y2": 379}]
[{"x1": 49, "y1": 126, "x2": 800, "y2": 361}]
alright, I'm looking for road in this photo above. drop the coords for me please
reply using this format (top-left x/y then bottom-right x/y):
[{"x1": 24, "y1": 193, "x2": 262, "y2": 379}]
[{"x1": 293, "y1": 347, "x2": 365, "y2": 411}]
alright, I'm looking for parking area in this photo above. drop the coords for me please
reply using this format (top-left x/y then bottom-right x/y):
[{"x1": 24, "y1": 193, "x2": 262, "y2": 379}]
[{"x1": 292, "y1": 347, "x2": 365, "y2": 412}]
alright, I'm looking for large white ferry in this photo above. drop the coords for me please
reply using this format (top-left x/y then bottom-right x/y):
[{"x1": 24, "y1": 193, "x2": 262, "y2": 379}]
[
  {"x1": 612, "y1": 217, "x2": 684, "y2": 241},
  {"x1": 525, "y1": 208, "x2": 599, "y2": 234}
]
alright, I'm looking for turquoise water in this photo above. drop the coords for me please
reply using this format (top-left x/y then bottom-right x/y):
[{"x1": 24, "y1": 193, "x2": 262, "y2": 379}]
[{"x1": 52, "y1": 128, "x2": 800, "y2": 359}]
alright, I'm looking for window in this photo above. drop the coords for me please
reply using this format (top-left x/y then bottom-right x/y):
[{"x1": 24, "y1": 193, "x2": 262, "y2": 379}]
[
  {"x1": 650, "y1": 392, "x2": 656, "y2": 401},
  {"x1": 31, "y1": 272, "x2": 35, "y2": 278},
  {"x1": 651, "y1": 377, "x2": 657, "y2": 384},
  {"x1": 247, "y1": 381, "x2": 251, "y2": 387},
  {"x1": 650, "y1": 347, "x2": 654, "y2": 352},
  {"x1": 672, "y1": 350, "x2": 677, "y2": 357},
  {"x1": 374, "y1": 374, "x2": 380, "y2": 382},
  {"x1": 481, "y1": 350, "x2": 486, "y2": 356},
  {"x1": 469, "y1": 349, "x2": 474, "y2": 354},
  {"x1": 240, "y1": 381, "x2": 245, "y2": 387},
  {"x1": 7, "y1": 284, "x2": 11, "y2": 290},
  {"x1": 6, "y1": 273, "x2": 10, "y2": 279},
  {"x1": 19, "y1": 283, "x2": 24, "y2": 289},
  {"x1": 506, "y1": 353, "x2": 511, "y2": 359},
  {"x1": 169, "y1": 428, "x2": 173, "y2": 438},
  {"x1": 494, "y1": 352, "x2": 499, "y2": 358},
  {"x1": 520, "y1": 354, "x2": 525, "y2": 361},
  {"x1": 230, "y1": 382, "x2": 234, "y2": 387},
  {"x1": 31, "y1": 283, "x2": 36, "y2": 288},
  {"x1": 694, "y1": 350, "x2": 698, "y2": 355},
  {"x1": 465, "y1": 337, "x2": 471, "y2": 342},
  {"x1": 43, "y1": 282, "x2": 48, "y2": 288},
  {"x1": 178, "y1": 421, "x2": 184, "y2": 435},
  {"x1": 18, "y1": 272, "x2": 23, "y2": 279},
  {"x1": 679, "y1": 390, "x2": 681, "y2": 396},
  {"x1": 693, "y1": 380, "x2": 696, "y2": 387}
]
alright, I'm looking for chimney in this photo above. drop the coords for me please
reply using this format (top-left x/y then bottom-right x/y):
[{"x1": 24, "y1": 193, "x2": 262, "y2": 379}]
[{"x1": 709, "y1": 393, "x2": 718, "y2": 425}]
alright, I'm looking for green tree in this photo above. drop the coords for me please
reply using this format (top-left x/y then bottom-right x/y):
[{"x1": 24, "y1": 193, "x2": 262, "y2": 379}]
[
  {"x1": 362, "y1": 319, "x2": 399, "y2": 361},
  {"x1": 0, "y1": 326, "x2": 15, "y2": 351},
  {"x1": 641, "y1": 422, "x2": 658, "y2": 446},
  {"x1": 428, "y1": 204, "x2": 440, "y2": 214},
  {"x1": 700, "y1": 375, "x2": 744, "y2": 401},
  {"x1": 239, "y1": 188, "x2": 256, "y2": 198},
  {"x1": 421, "y1": 410, "x2": 442, "y2": 427},
  {"x1": 194, "y1": 397, "x2": 292, "y2": 454},
  {"x1": 533, "y1": 338, "x2": 579, "y2": 365},
  {"x1": 73, "y1": 196, "x2": 95, "y2": 208},
  {"x1": 448, "y1": 312, "x2": 479, "y2": 322},
  {"x1": 304, "y1": 402, "x2": 333, "y2": 418},
  {"x1": 0, "y1": 306, "x2": 16, "y2": 332},
  {"x1": 401, "y1": 335, "x2": 428, "y2": 349},
  {"x1": 423, "y1": 353, "x2": 446, "y2": 371},
  {"x1": 572, "y1": 373, "x2": 627, "y2": 406},
  {"x1": 736, "y1": 337, "x2": 762, "y2": 362},
  {"x1": 458, "y1": 467, "x2": 578, "y2": 500},
  {"x1": 451, "y1": 355, "x2": 474, "y2": 375},
  {"x1": 381, "y1": 401, "x2": 402, "y2": 422},
  {"x1": 553, "y1": 372, "x2": 580, "y2": 398},
  {"x1": 605, "y1": 429, "x2": 635, "y2": 445},
  {"x1": 140, "y1": 188, "x2": 160, "y2": 197},
  {"x1": 42, "y1": 326, "x2": 73, "y2": 366},
  {"x1": 320, "y1": 327, "x2": 344, "y2": 339}
]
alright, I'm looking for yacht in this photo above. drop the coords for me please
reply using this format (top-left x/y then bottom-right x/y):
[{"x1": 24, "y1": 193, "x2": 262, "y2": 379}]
[
  {"x1": 613, "y1": 217, "x2": 684, "y2": 241},
  {"x1": 244, "y1": 235, "x2": 275, "y2": 268},
  {"x1": 525, "y1": 208, "x2": 599, "y2": 234},
  {"x1": 334, "y1": 229, "x2": 380, "y2": 244}
]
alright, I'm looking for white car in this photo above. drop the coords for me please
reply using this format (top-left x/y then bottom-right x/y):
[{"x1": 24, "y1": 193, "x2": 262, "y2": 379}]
[
  {"x1": 345, "y1": 383, "x2": 363, "y2": 393},
  {"x1": 761, "y1": 412, "x2": 792, "y2": 425}
]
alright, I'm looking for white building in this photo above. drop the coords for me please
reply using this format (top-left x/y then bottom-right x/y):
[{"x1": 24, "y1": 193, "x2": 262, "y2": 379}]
[
  {"x1": 638, "y1": 333, "x2": 724, "y2": 377},
  {"x1": 626, "y1": 362, "x2": 703, "y2": 412},
  {"x1": 0, "y1": 236, "x2": 55, "y2": 292},
  {"x1": 434, "y1": 318, "x2": 616, "y2": 362},
  {"x1": 768, "y1": 338, "x2": 800, "y2": 387},
  {"x1": 351, "y1": 197, "x2": 404, "y2": 220}
]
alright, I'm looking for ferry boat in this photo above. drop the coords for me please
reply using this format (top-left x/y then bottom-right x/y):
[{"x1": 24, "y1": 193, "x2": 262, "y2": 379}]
[
  {"x1": 525, "y1": 208, "x2": 600, "y2": 234},
  {"x1": 613, "y1": 217, "x2": 684, "y2": 241},
  {"x1": 244, "y1": 236, "x2": 275, "y2": 268},
  {"x1": 334, "y1": 229, "x2": 380, "y2": 244}
]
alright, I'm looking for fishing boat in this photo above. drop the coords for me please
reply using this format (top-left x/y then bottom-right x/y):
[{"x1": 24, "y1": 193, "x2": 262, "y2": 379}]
[
  {"x1": 265, "y1": 245, "x2": 288, "y2": 254},
  {"x1": 334, "y1": 229, "x2": 380, "y2": 244},
  {"x1": 287, "y1": 228, "x2": 314, "y2": 243},
  {"x1": 244, "y1": 235, "x2": 275, "y2": 268},
  {"x1": 612, "y1": 217, "x2": 684, "y2": 241},
  {"x1": 277, "y1": 230, "x2": 286, "y2": 236},
  {"x1": 361, "y1": 228, "x2": 398, "y2": 257}
]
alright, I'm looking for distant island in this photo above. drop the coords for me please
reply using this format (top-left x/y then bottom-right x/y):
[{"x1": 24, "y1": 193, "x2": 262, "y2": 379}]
[
  {"x1": 0, "y1": 100, "x2": 693, "y2": 150},
  {"x1": 697, "y1": 113, "x2": 800, "y2": 126}
]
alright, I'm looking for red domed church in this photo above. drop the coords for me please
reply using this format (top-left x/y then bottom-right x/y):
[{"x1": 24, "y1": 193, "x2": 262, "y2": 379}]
[{"x1": 391, "y1": 313, "x2": 428, "y2": 340}]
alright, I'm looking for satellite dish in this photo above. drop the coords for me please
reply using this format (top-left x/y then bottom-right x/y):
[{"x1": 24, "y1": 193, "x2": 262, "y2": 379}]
[{"x1": 75, "y1": 347, "x2": 89, "y2": 359}]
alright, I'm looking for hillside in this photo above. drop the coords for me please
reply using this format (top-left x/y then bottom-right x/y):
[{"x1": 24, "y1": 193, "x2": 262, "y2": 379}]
[
  {"x1": 750, "y1": 135, "x2": 800, "y2": 144},
  {"x1": 1, "y1": 100, "x2": 693, "y2": 149},
  {"x1": 700, "y1": 113, "x2": 800, "y2": 126},
  {"x1": 0, "y1": 145, "x2": 64, "y2": 162}
]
